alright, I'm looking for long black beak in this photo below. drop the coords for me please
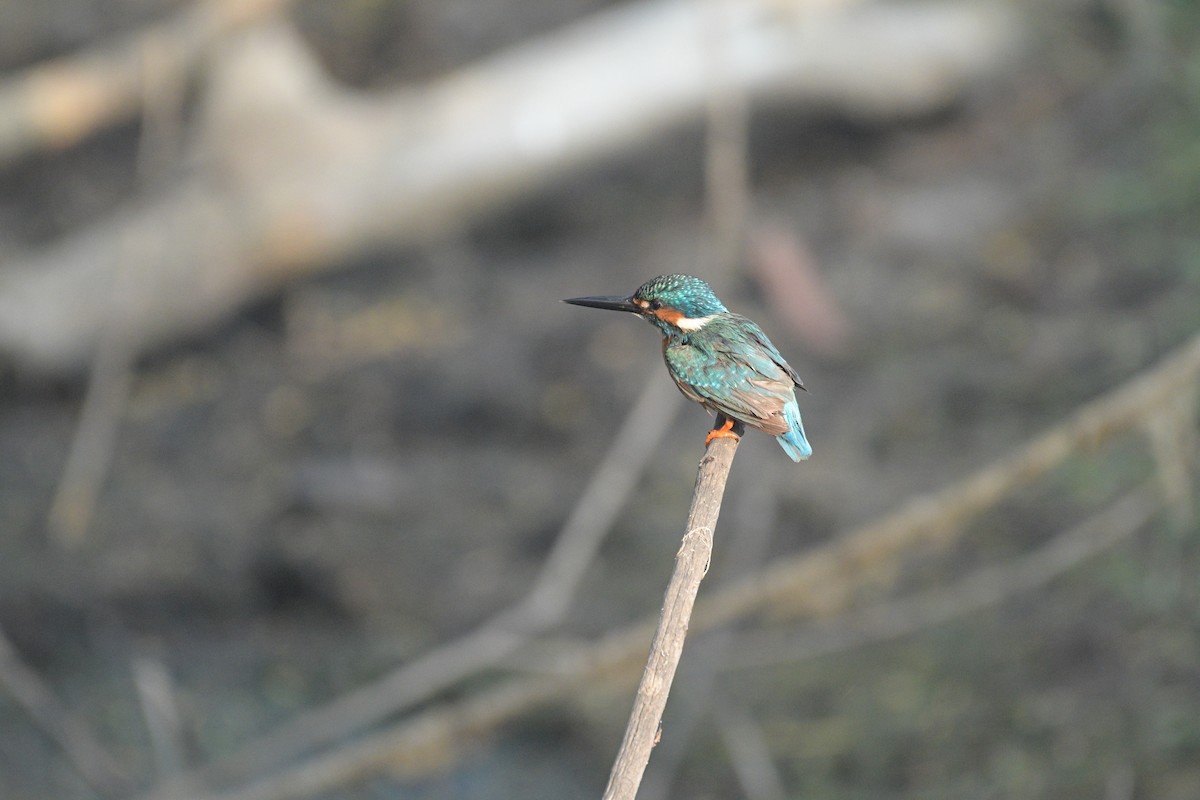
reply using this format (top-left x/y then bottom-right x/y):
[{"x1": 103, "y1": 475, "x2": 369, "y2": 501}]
[{"x1": 563, "y1": 295, "x2": 640, "y2": 314}]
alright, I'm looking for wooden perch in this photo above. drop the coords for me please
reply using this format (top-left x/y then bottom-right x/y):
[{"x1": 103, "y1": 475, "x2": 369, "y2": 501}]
[
  {"x1": 602, "y1": 435, "x2": 737, "y2": 800},
  {"x1": 0, "y1": 0, "x2": 291, "y2": 165},
  {"x1": 150, "y1": 332, "x2": 1200, "y2": 800},
  {"x1": 0, "y1": 0, "x2": 1021, "y2": 373}
]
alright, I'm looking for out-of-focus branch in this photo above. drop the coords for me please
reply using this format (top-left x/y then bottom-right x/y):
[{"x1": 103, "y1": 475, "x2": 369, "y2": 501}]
[
  {"x1": 169, "y1": 328, "x2": 1200, "y2": 800},
  {"x1": 49, "y1": 26, "x2": 191, "y2": 546},
  {"x1": 0, "y1": 0, "x2": 291, "y2": 165},
  {"x1": 696, "y1": 333, "x2": 1200, "y2": 628},
  {"x1": 711, "y1": 689, "x2": 787, "y2": 800},
  {"x1": 0, "y1": 627, "x2": 130, "y2": 796},
  {"x1": 132, "y1": 655, "x2": 188, "y2": 780},
  {"x1": 0, "y1": 0, "x2": 1021, "y2": 374},
  {"x1": 720, "y1": 481, "x2": 1162, "y2": 670}
]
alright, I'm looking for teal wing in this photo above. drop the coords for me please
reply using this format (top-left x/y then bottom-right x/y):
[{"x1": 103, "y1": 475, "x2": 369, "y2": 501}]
[{"x1": 664, "y1": 316, "x2": 802, "y2": 436}]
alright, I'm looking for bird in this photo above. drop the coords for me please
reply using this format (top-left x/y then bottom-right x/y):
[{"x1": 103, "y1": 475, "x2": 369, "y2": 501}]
[{"x1": 564, "y1": 274, "x2": 811, "y2": 461}]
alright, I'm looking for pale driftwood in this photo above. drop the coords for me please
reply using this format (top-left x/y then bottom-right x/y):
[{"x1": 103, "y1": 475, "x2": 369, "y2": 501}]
[
  {"x1": 602, "y1": 434, "x2": 738, "y2": 800},
  {"x1": 0, "y1": 0, "x2": 1020, "y2": 373},
  {"x1": 0, "y1": 0, "x2": 291, "y2": 165},
  {"x1": 157, "y1": 331, "x2": 1197, "y2": 800}
]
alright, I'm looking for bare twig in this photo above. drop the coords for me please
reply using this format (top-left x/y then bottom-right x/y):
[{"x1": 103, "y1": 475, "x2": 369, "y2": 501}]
[
  {"x1": 602, "y1": 433, "x2": 739, "y2": 800},
  {"x1": 47, "y1": 28, "x2": 189, "y2": 545},
  {"x1": 639, "y1": 452, "x2": 779, "y2": 800},
  {"x1": 0, "y1": 627, "x2": 129, "y2": 796}
]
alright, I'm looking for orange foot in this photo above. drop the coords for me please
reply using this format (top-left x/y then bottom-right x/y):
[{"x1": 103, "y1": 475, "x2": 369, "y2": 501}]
[{"x1": 705, "y1": 416, "x2": 741, "y2": 446}]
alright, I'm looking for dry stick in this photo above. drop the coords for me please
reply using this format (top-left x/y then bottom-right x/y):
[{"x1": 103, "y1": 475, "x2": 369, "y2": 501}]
[
  {"x1": 639, "y1": 457, "x2": 777, "y2": 800},
  {"x1": 186, "y1": 333, "x2": 1200, "y2": 800},
  {"x1": 147, "y1": 376, "x2": 681, "y2": 798},
  {"x1": 48, "y1": 32, "x2": 188, "y2": 545},
  {"x1": 602, "y1": 433, "x2": 740, "y2": 800},
  {"x1": 0, "y1": 628, "x2": 130, "y2": 797}
]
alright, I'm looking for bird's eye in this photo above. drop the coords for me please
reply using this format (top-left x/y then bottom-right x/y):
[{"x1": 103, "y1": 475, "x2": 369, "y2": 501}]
[{"x1": 649, "y1": 300, "x2": 662, "y2": 311}]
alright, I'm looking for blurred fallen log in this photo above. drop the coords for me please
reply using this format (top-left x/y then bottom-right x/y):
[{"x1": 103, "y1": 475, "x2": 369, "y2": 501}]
[
  {"x1": 151, "y1": 330, "x2": 1200, "y2": 800},
  {"x1": 0, "y1": 0, "x2": 292, "y2": 166},
  {"x1": 0, "y1": 0, "x2": 1021, "y2": 374}
]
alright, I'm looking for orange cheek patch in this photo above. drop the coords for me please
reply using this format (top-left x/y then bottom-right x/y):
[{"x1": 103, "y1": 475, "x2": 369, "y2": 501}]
[{"x1": 654, "y1": 308, "x2": 684, "y2": 325}]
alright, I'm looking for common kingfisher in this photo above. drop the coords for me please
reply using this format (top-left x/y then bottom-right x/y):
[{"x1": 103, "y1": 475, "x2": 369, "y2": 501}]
[{"x1": 565, "y1": 274, "x2": 812, "y2": 461}]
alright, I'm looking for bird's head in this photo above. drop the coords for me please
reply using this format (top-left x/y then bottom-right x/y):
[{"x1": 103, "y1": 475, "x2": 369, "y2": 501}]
[{"x1": 564, "y1": 274, "x2": 727, "y2": 336}]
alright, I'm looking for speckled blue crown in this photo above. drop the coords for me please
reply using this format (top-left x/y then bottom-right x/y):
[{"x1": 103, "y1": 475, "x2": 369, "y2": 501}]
[{"x1": 632, "y1": 274, "x2": 727, "y2": 317}]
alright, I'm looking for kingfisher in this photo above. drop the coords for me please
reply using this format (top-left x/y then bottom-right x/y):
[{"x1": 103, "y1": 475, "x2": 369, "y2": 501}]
[{"x1": 564, "y1": 274, "x2": 812, "y2": 461}]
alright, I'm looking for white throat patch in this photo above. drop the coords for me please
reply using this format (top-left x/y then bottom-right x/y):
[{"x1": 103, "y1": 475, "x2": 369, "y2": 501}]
[{"x1": 676, "y1": 314, "x2": 716, "y2": 332}]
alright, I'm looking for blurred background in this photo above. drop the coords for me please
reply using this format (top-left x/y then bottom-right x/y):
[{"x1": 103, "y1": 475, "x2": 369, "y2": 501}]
[{"x1": 0, "y1": 0, "x2": 1198, "y2": 798}]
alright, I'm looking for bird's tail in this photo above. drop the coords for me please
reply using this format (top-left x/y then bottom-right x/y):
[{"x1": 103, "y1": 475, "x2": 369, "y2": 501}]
[{"x1": 776, "y1": 401, "x2": 812, "y2": 462}]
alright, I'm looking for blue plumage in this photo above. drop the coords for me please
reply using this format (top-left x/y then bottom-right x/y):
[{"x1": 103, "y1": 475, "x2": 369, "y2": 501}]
[{"x1": 565, "y1": 274, "x2": 812, "y2": 461}]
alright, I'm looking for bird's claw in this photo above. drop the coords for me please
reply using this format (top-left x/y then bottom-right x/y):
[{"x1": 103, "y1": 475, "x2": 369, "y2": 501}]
[{"x1": 705, "y1": 417, "x2": 741, "y2": 446}]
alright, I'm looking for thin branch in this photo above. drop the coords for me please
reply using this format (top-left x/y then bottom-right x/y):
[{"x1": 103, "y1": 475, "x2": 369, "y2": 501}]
[
  {"x1": 132, "y1": 655, "x2": 188, "y2": 780},
  {"x1": 602, "y1": 433, "x2": 739, "y2": 800},
  {"x1": 0, "y1": 627, "x2": 130, "y2": 796},
  {"x1": 639, "y1": 454, "x2": 779, "y2": 800},
  {"x1": 48, "y1": 22, "x2": 190, "y2": 545}
]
